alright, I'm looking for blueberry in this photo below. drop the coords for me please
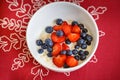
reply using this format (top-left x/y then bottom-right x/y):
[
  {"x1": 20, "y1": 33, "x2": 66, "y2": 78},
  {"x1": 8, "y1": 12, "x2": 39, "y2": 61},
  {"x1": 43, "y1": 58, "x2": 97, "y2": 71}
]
[
  {"x1": 67, "y1": 50, "x2": 73, "y2": 56},
  {"x1": 77, "y1": 43, "x2": 81, "y2": 47},
  {"x1": 45, "y1": 39, "x2": 53, "y2": 47},
  {"x1": 47, "y1": 52, "x2": 52, "y2": 57},
  {"x1": 61, "y1": 50, "x2": 67, "y2": 54},
  {"x1": 56, "y1": 30, "x2": 64, "y2": 36},
  {"x1": 65, "y1": 39, "x2": 71, "y2": 44},
  {"x1": 81, "y1": 44, "x2": 87, "y2": 49},
  {"x1": 38, "y1": 49, "x2": 44, "y2": 54},
  {"x1": 41, "y1": 43, "x2": 48, "y2": 49},
  {"x1": 86, "y1": 41, "x2": 91, "y2": 45},
  {"x1": 74, "y1": 55, "x2": 80, "y2": 60},
  {"x1": 78, "y1": 50, "x2": 84, "y2": 56},
  {"x1": 82, "y1": 41, "x2": 87, "y2": 45},
  {"x1": 71, "y1": 21, "x2": 78, "y2": 26},
  {"x1": 81, "y1": 32, "x2": 87, "y2": 38},
  {"x1": 78, "y1": 24, "x2": 84, "y2": 29},
  {"x1": 84, "y1": 51, "x2": 89, "y2": 55},
  {"x1": 86, "y1": 35, "x2": 93, "y2": 42},
  {"x1": 77, "y1": 38, "x2": 85, "y2": 45},
  {"x1": 75, "y1": 45, "x2": 80, "y2": 49},
  {"x1": 72, "y1": 49, "x2": 78, "y2": 55},
  {"x1": 56, "y1": 18, "x2": 63, "y2": 25},
  {"x1": 80, "y1": 55, "x2": 86, "y2": 60},
  {"x1": 45, "y1": 26, "x2": 53, "y2": 33},
  {"x1": 63, "y1": 64, "x2": 69, "y2": 68},
  {"x1": 36, "y1": 39, "x2": 43, "y2": 46},
  {"x1": 47, "y1": 47, "x2": 53, "y2": 52},
  {"x1": 82, "y1": 28, "x2": 88, "y2": 33}
]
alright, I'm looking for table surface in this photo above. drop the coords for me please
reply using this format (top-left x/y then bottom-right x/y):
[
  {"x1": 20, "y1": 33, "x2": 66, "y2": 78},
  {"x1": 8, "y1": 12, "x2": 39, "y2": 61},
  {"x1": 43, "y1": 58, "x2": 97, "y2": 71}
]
[{"x1": 0, "y1": 0, "x2": 120, "y2": 80}]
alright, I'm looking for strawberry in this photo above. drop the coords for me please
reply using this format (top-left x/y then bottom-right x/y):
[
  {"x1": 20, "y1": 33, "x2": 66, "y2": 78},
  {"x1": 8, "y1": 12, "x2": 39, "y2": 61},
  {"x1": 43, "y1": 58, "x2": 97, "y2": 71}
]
[
  {"x1": 52, "y1": 43, "x2": 61, "y2": 56},
  {"x1": 53, "y1": 54, "x2": 67, "y2": 67},
  {"x1": 53, "y1": 25, "x2": 62, "y2": 31},
  {"x1": 67, "y1": 33, "x2": 80, "y2": 42},
  {"x1": 62, "y1": 21, "x2": 68, "y2": 25},
  {"x1": 66, "y1": 56, "x2": 78, "y2": 67},
  {"x1": 62, "y1": 25, "x2": 71, "y2": 36},
  {"x1": 62, "y1": 43, "x2": 69, "y2": 50},
  {"x1": 51, "y1": 32, "x2": 65, "y2": 43},
  {"x1": 72, "y1": 25, "x2": 81, "y2": 33}
]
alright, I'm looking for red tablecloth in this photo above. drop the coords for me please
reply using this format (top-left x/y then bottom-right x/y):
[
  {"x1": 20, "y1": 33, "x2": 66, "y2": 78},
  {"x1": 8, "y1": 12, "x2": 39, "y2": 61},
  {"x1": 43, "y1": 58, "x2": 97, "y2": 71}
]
[{"x1": 0, "y1": 0, "x2": 120, "y2": 80}]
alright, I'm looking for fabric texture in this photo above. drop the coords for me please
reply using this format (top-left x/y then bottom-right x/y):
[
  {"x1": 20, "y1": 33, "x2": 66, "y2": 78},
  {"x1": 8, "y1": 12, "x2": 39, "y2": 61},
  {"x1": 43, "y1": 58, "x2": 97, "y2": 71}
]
[{"x1": 0, "y1": 0, "x2": 120, "y2": 80}]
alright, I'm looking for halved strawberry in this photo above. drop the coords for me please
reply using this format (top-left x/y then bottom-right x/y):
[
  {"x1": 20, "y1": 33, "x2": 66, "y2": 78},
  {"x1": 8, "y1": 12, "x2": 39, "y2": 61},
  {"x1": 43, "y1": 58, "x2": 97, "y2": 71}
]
[
  {"x1": 72, "y1": 25, "x2": 81, "y2": 33},
  {"x1": 52, "y1": 43, "x2": 61, "y2": 56},
  {"x1": 67, "y1": 33, "x2": 80, "y2": 42},
  {"x1": 61, "y1": 21, "x2": 68, "y2": 25},
  {"x1": 62, "y1": 43, "x2": 69, "y2": 50},
  {"x1": 53, "y1": 54, "x2": 67, "y2": 67},
  {"x1": 53, "y1": 21, "x2": 68, "y2": 31},
  {"x1": 51, "y1": 32, "x2": 65, "y2": 43},
  {"x1": 53, "y1": 25, "x2": 62, "y2": 31},
  {"x1": 66, "y1": 56, "x2": 78, "y2": 67},
  {"x1": 62, "y1": 25, "x2": 72, "y2": 36}
]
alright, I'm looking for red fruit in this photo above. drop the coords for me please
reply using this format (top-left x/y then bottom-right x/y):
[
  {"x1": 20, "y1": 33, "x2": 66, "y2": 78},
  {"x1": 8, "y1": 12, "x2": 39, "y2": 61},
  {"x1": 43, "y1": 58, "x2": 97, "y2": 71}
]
[
  {"x1": 53, "y1": 25, "x2": 62, "y2": 31},
  {"x1": 53, "y1": 54, "x2": 67, "y2": 67},
  {"x1": 51, "y1": 32, "x2": 65, "y2": 43},
  {"x1": 52, "y1": 43, "x2": 61, "y2": 56},
  {"x1": 66, "y1": 56, "x2": 78, "y2": 67},
  {"x1": 67, "y1": 33, "x2": 80, "y2": 42},
  {"x1": 72, "y1": 25, "x2": 81, "y2": 33},
  {"x1": 62, "y1": 25, "x2": 71, "y2": 36},
  {"x1": 62, "y1": 21, "x2": 68, "y2": 25},
  {"x1": 62, "y1": 43, "x2": 69, "y2": 50},
  {"x1": 53, "y1": 21, "x2": 68, "y2": 31}
]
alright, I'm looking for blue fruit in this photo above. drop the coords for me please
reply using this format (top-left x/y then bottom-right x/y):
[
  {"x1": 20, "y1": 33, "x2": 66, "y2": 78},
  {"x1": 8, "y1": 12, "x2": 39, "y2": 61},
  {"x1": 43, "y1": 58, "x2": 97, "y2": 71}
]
[
  {"x1": 38, "y1": 49, "x2": 44, "y2": 54},
  {"x1": 56, "y1": 18, "x2": 63, "y2": 25},
  {"x1": 45, "y1": 39, "x2": 53, "y2": 47},
  {"x1": 41, "y1": 43, "x2": 47, "y2": 49},
  {"x1": 65, "y1": 39, "x2": 71, "y2": 44},
  {"x1": 56, "y1": 30, "x2": 64, "y2": 36},
  {"x1": 75, "y1": 45, "x2": 80, "y2": 49},
  {"x1": 82, "y1": 28, "x2": 88, "y2": 33},
  {"x1": 84, "y1": 51, "x2": 89, "y2": 55},
  {"x1": 86, "y1": 41, "x2": 91, "y2": 45},
  {"x1": 63, "y1": 64, "x2": 69, "y2": 68},
  {"x1": 81, "y1": 44, "x2": 87, "y2": 49},
  {"x1": 67, "y1": 50, "x2": 73, "y2": 56},
  {"x1": 82, "y1": 41, "x2": 87, "y2": 45},
  {"x1": 45, "y1": 26, "x2": 53, "y2": 33},
  {"x1": 47, "y1": 47, "x2": 53, "y2": 52},
  {"x1": 47, "y1": 52, "x2": 52, "y2": 57},
  {"x1": 36, "y1": 39, "x2": 43, "y2": 46},
  {"x1": 78, "y1": 50, "x2": 84, "y2": 56},
  {"x1": 80, "y1": 55, "x2": 86, "y2": 60},
  {"x1": 86, "y1": 34, "x2": 93, "y2": 42},
  {"x1": 61, "y1": 50, "x2": 67, "y2": 54},
  {"x1": 74, "y1": 55, "x2": 80, "y2": 60},
  {"x1": 72, "y1": 49, "x2": 78, "y2": 55},
  {"x1": 77, "y1": 38, "x2": 85, "y2": 45},
  {"x1": 81, "y1": 32, "x2": 87, "y2": 38},
  {"x1": 78, "y1": 24, "x2": 84, "y2": 29},
  {"x1": 71, "y1": 21, "x2": 78, "y2": 26}
]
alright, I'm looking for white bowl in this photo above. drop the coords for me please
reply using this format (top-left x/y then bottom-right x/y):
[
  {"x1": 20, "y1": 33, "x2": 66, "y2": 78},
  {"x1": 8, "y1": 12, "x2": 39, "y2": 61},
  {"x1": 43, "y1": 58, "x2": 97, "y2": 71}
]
[{"x1": 26, "y1": 2, "x2": 99, "y2": 72}]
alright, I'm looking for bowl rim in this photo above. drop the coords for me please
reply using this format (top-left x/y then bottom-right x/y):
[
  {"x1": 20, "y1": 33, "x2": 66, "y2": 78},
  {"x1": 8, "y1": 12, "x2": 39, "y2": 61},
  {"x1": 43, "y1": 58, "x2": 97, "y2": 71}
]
[{"x1": 26, "y1": 1, "x2": 99, "y2": 72}]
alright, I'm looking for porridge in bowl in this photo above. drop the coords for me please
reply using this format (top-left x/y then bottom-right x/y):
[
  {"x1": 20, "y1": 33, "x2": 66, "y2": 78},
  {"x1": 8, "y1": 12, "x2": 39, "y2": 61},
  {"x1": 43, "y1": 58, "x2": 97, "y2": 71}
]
[
  {"x1": 26, "y1": 2, "x2": 99, "y2": 72},
  {"x1": 36, "y1": 18, "x2": 93, "y2": 68}
]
